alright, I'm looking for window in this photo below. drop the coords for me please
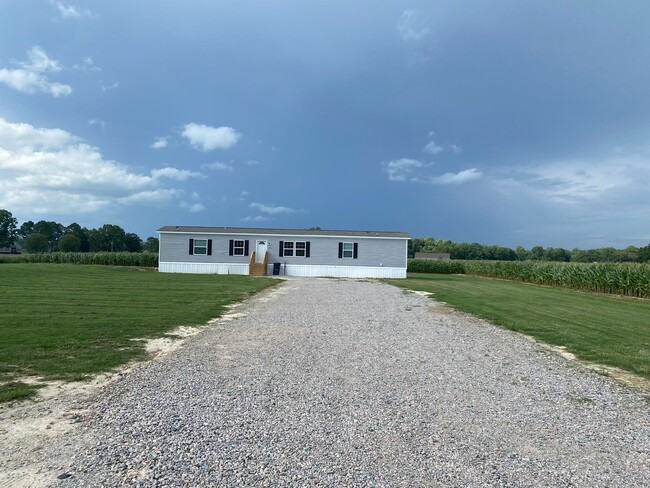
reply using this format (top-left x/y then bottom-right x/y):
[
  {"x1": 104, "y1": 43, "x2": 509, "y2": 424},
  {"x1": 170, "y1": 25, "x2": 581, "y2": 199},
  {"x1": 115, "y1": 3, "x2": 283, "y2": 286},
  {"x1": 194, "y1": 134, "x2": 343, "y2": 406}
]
[
  {"x1": 338, "y1": 242, "x2": 358, "y2": 259},
  {"x1": 283, "y1": 241, "x2": 294, "y2": 257},
  {"x1": 279, "y1": 241, "x2": 310, "y2": 258},
  {"x1": 228, "y1": 239, "x2": 249, "y2": 256},
  {"x1": 194, "y1": 239, "x2": 208, "y2": 255},
  {"x1": 295, "y1": 241, "x2": 306, "y2": 257},
  {"x1": 190, "y1": 238, "x2": 211, "y2": 255},
  {"x1": 342, "y1": 242, "x2": 353, "y2": 258},
  {"x1": 233, "y1": 240, "x2": 245, "y2": 256}
]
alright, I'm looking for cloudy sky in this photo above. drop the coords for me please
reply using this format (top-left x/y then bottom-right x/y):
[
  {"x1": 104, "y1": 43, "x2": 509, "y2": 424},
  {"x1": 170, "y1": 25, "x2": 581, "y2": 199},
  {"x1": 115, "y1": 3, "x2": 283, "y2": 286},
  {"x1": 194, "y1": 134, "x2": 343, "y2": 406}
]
[{"x1": 1, "y1": 1, "x2": 649, "y2": 248}]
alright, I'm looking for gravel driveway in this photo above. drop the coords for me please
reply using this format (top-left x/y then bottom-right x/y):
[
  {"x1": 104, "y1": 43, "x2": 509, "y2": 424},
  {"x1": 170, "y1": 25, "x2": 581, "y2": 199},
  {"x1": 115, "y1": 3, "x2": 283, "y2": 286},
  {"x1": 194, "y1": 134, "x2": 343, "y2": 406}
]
[{"x1": 53, "y1": 278, "x2": 649, "y2": 487}]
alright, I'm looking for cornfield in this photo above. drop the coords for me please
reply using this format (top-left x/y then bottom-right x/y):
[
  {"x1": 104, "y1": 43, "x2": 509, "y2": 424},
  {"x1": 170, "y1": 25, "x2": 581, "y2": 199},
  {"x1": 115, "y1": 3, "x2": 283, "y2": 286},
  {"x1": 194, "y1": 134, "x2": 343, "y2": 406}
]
[
  {"x1": 3, "y1": 252, "x2": 159, "y2": 267},
  {"x1": 408, "y1": 259, "x2": 650, "y2": 299}
]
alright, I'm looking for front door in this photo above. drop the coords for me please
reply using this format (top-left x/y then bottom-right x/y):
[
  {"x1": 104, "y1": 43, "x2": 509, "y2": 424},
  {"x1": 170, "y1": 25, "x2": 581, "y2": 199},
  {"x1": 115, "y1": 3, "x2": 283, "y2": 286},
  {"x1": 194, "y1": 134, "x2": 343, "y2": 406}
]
[{"x1": 256, "y1": 240, "x2": 267, "y2": 263}]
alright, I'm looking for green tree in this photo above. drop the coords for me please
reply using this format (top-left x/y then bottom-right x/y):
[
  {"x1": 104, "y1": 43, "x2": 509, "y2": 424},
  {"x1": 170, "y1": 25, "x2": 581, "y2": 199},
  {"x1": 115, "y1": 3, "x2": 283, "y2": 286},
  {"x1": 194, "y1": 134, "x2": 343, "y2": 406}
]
[
  {"x1": 124, "y1": 233, "x2": 143, "y2": 252},
  {"x1": 595, "y1": 247, "x2": 617, "y2": 262},
  {"x1": 23, "y1": 233, "x2": 49, "y2": 253},
  {"x1": 58, "y1": 234, "x2": 82, "y2": 252},
  {"x1": 142, "y1": 237, "x2": 159, "y2": 253},
  {"x1": 89, "y1": 224, "x2": 126, "y2": 252},
  {"x1": 33, "y1": 220, "x2": 64, "y2": 251},
  {"x1": 638, "y1": 244, "x2": 650, "y2": 263},
  {"x1": 0, "y1": 209, "x2": 18, "y2": 248},
  {"x1": 529, "y1": 246, "x2": 546, "y2": 261},
  {"x1": 64, "y1": 223, "x2": 90, "y2": 252},
  {"x1": 18, "y1": 220, "x2": 35, "y2": 239},
  {"x1": 546, "y1": 247, "x2": 571, "y2": 262}
]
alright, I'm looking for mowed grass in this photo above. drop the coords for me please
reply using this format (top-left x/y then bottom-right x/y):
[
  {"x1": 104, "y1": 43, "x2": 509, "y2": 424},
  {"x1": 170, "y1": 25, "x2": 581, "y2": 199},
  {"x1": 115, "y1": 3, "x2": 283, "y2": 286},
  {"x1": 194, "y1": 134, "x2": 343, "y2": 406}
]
[
  {"x1": 385, "y1": 274, "x2": 650, "y2": 380},
  {"x1": 0, "y1": 264, "x2": 279, "y2": 402}
]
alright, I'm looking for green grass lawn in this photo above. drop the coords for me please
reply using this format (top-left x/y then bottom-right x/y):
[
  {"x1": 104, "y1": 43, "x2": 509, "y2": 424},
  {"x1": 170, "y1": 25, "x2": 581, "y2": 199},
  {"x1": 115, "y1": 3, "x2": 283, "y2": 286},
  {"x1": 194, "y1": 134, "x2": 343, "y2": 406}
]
[
  {"x1": 385, "y1": 273, "x2": 650, "y2": 380},
  {"x1": 0, "y1": 264, "x2": 279, "y2": 402}
]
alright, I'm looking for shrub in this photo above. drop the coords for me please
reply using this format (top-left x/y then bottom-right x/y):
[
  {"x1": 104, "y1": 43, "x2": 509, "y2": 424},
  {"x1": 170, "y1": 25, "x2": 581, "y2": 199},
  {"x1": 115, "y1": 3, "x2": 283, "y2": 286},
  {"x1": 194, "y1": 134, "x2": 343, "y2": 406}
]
[
  {"x1": 58, "y1": 234, "x2": 82, "y2": 252},
  {"x1": 23, "y1": 233, "x2": 49, "y2": 253},
  {"x1": 407, "y1": 259, "x2": 466, "y2": 274}
]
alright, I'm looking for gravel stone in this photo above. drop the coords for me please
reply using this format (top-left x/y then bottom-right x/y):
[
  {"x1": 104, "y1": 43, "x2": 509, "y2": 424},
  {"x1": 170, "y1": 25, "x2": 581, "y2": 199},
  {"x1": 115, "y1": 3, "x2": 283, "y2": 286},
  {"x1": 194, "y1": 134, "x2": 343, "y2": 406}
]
[{"x1": 52, "y1": 278, "x2": 649, "y2": 487}]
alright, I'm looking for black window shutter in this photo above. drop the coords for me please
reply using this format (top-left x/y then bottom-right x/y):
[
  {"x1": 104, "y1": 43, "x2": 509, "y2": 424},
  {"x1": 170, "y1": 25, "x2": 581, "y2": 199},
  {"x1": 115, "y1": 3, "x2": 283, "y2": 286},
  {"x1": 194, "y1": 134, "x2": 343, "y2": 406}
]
[
  {"x1": 207, "y1": 239, "x2": 212, "y2": 256},
  {"x1": 279, "y1": 241, "x2": 284, "y2": 257},
  {"x1": 229, "y1": 239, "x2": 234, "y2": 256},
  {"x1": 189, "y1": 238, "x2": 194, "y2": 255},
  {"x1": 338, "y1": 242, "x2": 343, "y2": 259},
  {"x1": 305, "y1": 241, "x2": 310, "y2": 258},
  {"x1": 244, "y1": 240, "x2": 250, "y2": 256},
  {"x1": 353, "y1": 243, "x2": 358, "y2": 259}
]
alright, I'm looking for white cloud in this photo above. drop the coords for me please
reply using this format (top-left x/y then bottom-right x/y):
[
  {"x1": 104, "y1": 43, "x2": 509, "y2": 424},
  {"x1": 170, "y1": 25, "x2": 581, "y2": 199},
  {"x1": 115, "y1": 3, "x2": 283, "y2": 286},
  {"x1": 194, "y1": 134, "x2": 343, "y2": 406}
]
[
  {"x1": 242, "y1": 215, "x2": 270, "y2": 222},
  {"x1": 88, "y1": 119, "x2": 105, "y2": 129},
  {"x1": 423, "y1": 132, "x2": 462, "y2": 155},
  {"x1": 119, "y1": 189, "x2": 180, "y2": 206},
  {"x1": 249, "y1": 202, "x2": 298, "y2": 215},
  {"x1": 0, "y1": 117, "x2": 188, "y2": 215},
  {"x1": 241, "y1": 191, "x2": 249, "y2": 196},
  {"x1": 430, "y1": 168, "x2": 482, "y2": 185},
  {"x1": 73, "y1": 56, "x2": 100, "y2": 72},
  {"x1": 151, "y1": 167, "x2": 205, "y2": 181},
  {"x1": 383, "y1": 158, "x2": 426, "y2": 182},
  {"x1": 183, "y1": 123, "x2": 241, "y2": 151},
  {"x1": 0, "y1": 46, "x2": 72, "y2": 97},
  {"x1": 245, "y1": 159, "x2": 259, "y2": 165},
  {"x1": 150, "y1": 136, "x2": 168, "y2": 149},
  {"x1": 20, "y1": 46, "x2": 62, "y2": 72},
  {"x1": 383, "y1": 158, "x2": 481, "y2": 185},
  {"x1": 180, "y1": 201, "x2": 206, "y2": 213},
  {"x1": 101, "y1": 81, "x2": 119, "y2": 92},
  {"x1": 499, "y1": 158, "x2": 642, "y2": 204},
  {"x1": 397, "y1": 10, "x2": 431, "y2": 42},
  {"x1": 423, "y1": 141, "x2": 443, "y2": 155},
  {"x1": 51, "y1": 1, "x2": 91, "y2": 19},
  {"x1": 202, "y1": 161, "x2": 233, "y2": 171}
]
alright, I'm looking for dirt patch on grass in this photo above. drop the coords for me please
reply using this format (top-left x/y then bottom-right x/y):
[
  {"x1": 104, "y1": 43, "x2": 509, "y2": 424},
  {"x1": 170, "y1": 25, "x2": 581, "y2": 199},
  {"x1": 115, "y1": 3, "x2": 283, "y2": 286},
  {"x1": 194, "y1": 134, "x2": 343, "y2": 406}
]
[
  {"x1": 0, "y1": 299, "x2": 257, "y2": 488},
  {"x1": 540, "y1": 343, "x2": 650, "y2": 394}
]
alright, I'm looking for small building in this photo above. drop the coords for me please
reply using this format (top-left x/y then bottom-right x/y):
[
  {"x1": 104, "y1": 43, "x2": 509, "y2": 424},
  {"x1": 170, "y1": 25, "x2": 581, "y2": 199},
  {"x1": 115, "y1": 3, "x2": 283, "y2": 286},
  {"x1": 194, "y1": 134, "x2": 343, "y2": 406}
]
[
  {"x1": 157, "y1": 226, "x2": 409, "y2": 278},
  {"x1": 414, "y1": 252, "x2": 451, "y2": 260}
]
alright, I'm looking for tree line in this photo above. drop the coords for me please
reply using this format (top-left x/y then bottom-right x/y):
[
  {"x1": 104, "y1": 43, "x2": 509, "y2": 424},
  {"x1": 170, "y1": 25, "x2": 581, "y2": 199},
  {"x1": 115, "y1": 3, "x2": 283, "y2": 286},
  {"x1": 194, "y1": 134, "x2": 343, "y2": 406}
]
[
  {"x1": 0, "y1": 209, "x2": 158, "y2": 253},
  {"x1": 410, "y1": 237, "x2": 650, "y2": 263}
]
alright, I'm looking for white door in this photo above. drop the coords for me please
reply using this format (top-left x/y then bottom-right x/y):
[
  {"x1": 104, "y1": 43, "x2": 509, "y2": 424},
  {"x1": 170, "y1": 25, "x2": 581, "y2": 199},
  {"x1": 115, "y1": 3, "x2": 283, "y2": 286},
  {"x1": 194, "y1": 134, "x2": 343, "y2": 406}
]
[{"x1": 256, "y1": 240, "x2": 268, "y2": 263}]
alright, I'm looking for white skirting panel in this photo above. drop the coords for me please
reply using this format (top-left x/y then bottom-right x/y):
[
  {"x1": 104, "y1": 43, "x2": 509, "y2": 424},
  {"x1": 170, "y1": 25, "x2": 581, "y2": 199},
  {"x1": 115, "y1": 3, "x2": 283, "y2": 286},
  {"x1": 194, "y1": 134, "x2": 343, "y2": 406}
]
[
  {"x1": 268, "y1": 264, "x2": 406, "y2": 279},
  {"x1": 158, "y1": 262, "x2": 249, "y2": 275}
]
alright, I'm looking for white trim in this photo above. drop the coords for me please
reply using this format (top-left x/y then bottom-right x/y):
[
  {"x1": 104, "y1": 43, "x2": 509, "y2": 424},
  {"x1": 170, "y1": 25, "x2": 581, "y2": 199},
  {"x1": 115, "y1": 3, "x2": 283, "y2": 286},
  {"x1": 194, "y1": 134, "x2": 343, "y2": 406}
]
[
  {"x1": 159, "y1": 262, "x2": 249, "y2": 275},
  {"x1": 159, "y1": 230, "x2": 409, "y2": 240},
  {"x1": 267, "y1": 263, "x2": 406, "y2": 279},
  {"x1": 159, "y1": 261, "x2": 406, "y2": 278}
]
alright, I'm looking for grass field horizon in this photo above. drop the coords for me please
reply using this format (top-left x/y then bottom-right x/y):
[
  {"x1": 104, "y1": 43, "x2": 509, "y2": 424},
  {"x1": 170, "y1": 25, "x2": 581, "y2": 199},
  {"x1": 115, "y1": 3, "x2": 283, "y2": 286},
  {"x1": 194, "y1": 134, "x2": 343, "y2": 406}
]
[
  {"x1": 386, "y1": 273, "x2": 650, "y2": 381},
  {"x1": 0, "y1": 264, "x2": 279, "y2": 403}
]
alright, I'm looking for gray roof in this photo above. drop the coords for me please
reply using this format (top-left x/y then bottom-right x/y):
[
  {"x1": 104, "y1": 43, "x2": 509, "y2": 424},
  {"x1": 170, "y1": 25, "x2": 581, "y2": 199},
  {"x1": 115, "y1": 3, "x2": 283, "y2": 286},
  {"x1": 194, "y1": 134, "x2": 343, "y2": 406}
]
[{"x1": 157, "y1": 226, "x2": 409, "y2": 238}]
